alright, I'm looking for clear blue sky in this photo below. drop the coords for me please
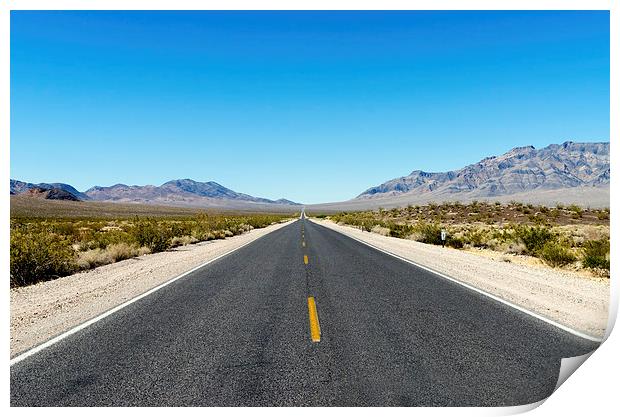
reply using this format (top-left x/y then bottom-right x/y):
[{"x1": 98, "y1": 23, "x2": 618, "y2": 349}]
[{"x1": 11, "y1": 11, "x2": 609, "y2": 204}]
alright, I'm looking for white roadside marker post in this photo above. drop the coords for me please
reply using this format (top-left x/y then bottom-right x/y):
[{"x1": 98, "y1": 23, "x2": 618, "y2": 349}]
[{"x1": 441, "y1": 229, "x2": 446, "y2": 247}]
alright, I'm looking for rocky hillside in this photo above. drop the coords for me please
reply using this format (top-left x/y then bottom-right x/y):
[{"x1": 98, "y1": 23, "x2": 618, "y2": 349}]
[
  {"x1": 24, "y1": 187, "x2": 82, "y2": 201},
  {"x1": 160, "y1": 179, "x2": 276, "y2": 204},
  {"x1": 358, "y1": 141, "x2": 609, "y2": 200},
  {"x1": 10, "y1": 180, "x2": 88, "y2": 200}
]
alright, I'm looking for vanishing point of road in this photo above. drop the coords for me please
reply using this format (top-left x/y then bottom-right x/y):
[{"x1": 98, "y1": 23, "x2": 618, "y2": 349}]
[{"x1": 11, "y1": 216, "x2": 598, "y2": 406}]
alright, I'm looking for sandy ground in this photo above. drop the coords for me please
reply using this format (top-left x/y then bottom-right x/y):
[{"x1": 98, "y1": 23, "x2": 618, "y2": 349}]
[
  {"x1": 10, "y1": 220, "x2": 293, "y2": 357},
  {"x1": 312, "y1": 219, "x2": 609, "y2": 339},
  {"x1": 460, "y1": 247, "x2": 608, "y2": 282},
  {"x1": 307, "y1": 186, "x2": 609, "y2": 212}
]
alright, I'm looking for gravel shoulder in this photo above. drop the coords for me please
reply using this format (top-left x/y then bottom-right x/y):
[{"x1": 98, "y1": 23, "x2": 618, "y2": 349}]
[
  {"x1": 312, "y1": 219, "x2": 609, "y2": 339},
  {"x1": 10, "y1": 220, "x2": 294, "y2": 357}
]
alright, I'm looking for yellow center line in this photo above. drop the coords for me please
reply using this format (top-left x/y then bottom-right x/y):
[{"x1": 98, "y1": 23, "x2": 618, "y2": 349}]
[
  {"x1": 307, "y1": 296, "x2": 321, "y2": 342},
  {"x1": 303, "y1": 255, "x2": 308, "y2": 264}
]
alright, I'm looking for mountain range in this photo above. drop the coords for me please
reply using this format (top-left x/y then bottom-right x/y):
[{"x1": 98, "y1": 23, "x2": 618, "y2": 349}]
[
  {"x1": 10, "y1": 179, "x2": 300, "y2": 207},
  {"x1": 10, "y1": 141, "x2": 610, "y2": 210},
  {"x1": 358, "y1": 141, "x2": 609, "y2": 199},
  {"x1": 309, "y1": 141, "x2": 610, "y2": 211}
]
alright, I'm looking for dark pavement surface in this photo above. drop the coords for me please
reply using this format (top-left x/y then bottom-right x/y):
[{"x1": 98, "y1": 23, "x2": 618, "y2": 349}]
[{"x1": 10, "y1": 218, "x2": 598, "y2": 406}]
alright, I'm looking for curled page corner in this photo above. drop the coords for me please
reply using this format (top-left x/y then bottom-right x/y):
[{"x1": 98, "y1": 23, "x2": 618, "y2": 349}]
[
  {"x1": 554, "y1": 351, "x2": 595, "y2": 392},
  {"x1": 501, "y1": 398, "x2": 547, "y2": 415},
  {"x1": 500, "y1": 352, "x2": 598, "y2": 416}
]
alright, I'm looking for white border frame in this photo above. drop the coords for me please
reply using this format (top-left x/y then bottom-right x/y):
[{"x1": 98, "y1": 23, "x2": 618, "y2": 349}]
[{"x1": 2, "y1": 2, "x2": 615, "y2": 416}]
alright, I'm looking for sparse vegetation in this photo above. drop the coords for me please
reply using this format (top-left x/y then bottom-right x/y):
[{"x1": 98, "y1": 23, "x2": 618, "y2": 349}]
[
  {"x1": 514, "y1": 226, "x2": 555, "y2": 255},
  {"x1": 325, "y1": 201, "x2": 609, "y2": 277},
  {"x1": 10, "y1": 228, "x2": 77, "y2": 287},
  {"x1": 76, "y1": 243, "x2": 150, "y2": 270},
  {"x1": 581, "y1": 239, "x2": 610, "y2": 271},
  {"x1": 539, "y1": 241, "x2": 577, "y2": 267},
  {"x1": 412, "y1": 222, "x2": 443, "y2": 245},
  {"x1": 10, "y1": 212, "x2": 291, "y2": 288},
  {"x1": 568, "y1": 204, "x2": 583, "y2": 219}
]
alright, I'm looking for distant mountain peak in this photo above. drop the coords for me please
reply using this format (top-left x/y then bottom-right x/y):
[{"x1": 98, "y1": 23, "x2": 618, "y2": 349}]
[
  {"x1": 508, "y1": 144, "x2": 535, "y2": 152},
  {"x1": 274, "y1": 198, "x2": 302, "y2": 206}
]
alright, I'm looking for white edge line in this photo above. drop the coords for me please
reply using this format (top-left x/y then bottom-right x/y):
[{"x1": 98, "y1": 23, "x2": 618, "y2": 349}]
[
  {"x1": 10, "y1": 224, "x2": 289, "y2": 366},
  {"x1": 311, "y1": 220, "x2": 603, "y2": 343}
]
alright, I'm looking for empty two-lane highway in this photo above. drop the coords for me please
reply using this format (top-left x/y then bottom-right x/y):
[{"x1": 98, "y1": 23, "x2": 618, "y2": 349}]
[{"x1": 10, "y1": 218, "x2": 598, "y2": 406}]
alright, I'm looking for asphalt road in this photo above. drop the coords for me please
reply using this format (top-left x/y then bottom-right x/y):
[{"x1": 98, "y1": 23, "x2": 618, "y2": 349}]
[{"x1": 10, "y1": 218, "x2": 598, "y2": 406}]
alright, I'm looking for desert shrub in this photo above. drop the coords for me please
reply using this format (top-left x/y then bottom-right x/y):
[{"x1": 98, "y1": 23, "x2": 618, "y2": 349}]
[
  {"x1": 413, "y1": 222, "x2": 443, "y2": 245},
  {"x1": 388, "y1": 223, "x2": 415, "y2": 239},
  {"x1": 191, "y1": 219, "x2": 214, "y2": 240},
  {"x1": 77, "y1": 248, "x2": 112, "y2": 269},
  {"x1": 370, "y1": 225, "x2": 391, "y2": 236},
  {"x1": 596, "y1": 211, "x2": 610, "y2": 221},
  {"x1": 463, "y1": 228, "x2": 488, "y2": 248},
  {"x1": 549, "y1": 209, "x2": 560, "y2": 220},
  {"x1": 77, "y1": 243, "x2": 149, "y2": 269},
  {"x1": 568, "y1": 204, "x2": 583, "y2": 218},
  {"x1": 491, "y1": 227, "x2": 517, "y2": 243},
  {"x1": 170, "y1": 222, "x2": 193, "y2": 238},
  {"x1": 528, "y1": 214, "x2": 548, "y2": 225},
  {"x1": 484, "y1": 238, "x2": 503, "y2": 251},
  {"x1": 515, "y1": 226, "x2": 555, "y2": 255},
  {"x1": 171, "y1": 235, "x2": 198, "y2": 247},
  {"x1": 49, "y1": 221, "x2": 80, "y2": 238},
  {"x1": 89, "y1": 229, "x2": 132, "y2": 250},
  {"x1": 539, "y1": 241, "x2": 576, "y2": 267},
  {"x1": 10, "y1": 229, "x2": 77, "y2": 287},
  {"x1": 107, "y1": 242, "x2": 147, "y2": 261},
  {"x1": 130, "y1": 219, "x2": 172, "y2": 252},
  {"x1": 361, "y1": 221, "x2": 374, "y2": 232},
  {"x1": 212, "y1": 230, "x2": 227, "y2": 239},
  {"x1": 582, "y1": 239, "x2": 610, "y2": 270},
  {"x1": 505, "y1": 242, "x2": 527, "y2": 255},
  {"x1": 446, "y1": 236, "x2": 464, "y2": 249}
]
